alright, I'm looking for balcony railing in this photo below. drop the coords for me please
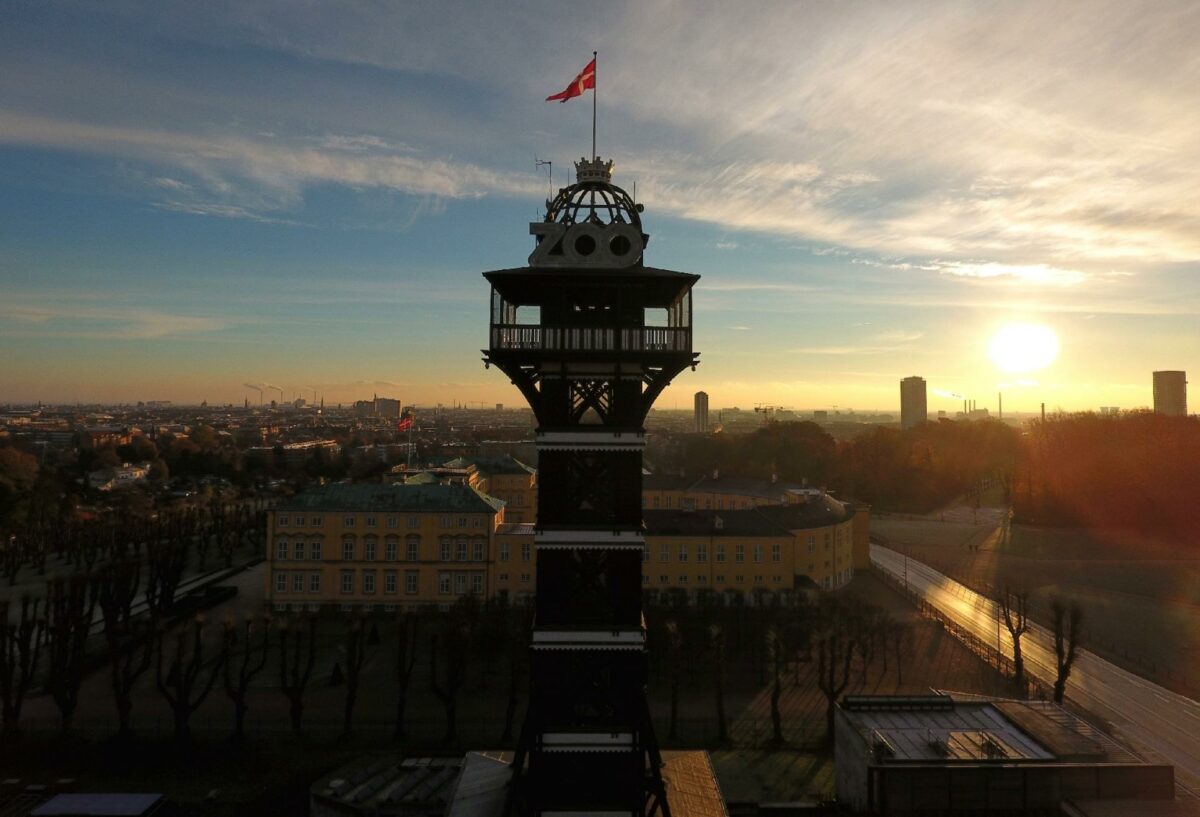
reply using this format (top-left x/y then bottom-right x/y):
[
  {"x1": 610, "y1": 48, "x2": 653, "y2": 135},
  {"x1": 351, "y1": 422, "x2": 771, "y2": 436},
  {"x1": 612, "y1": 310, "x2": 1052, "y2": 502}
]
[{"x1": 490, "y1": 325, "x2": 690, "y2": 353}]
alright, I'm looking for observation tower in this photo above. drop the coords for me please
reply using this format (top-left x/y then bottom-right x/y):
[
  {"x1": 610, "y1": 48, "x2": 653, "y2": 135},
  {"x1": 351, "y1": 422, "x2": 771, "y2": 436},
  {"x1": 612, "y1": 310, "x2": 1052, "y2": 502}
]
[{"x1": 483, "y1": 157, "x2": 699, "y2": 817}]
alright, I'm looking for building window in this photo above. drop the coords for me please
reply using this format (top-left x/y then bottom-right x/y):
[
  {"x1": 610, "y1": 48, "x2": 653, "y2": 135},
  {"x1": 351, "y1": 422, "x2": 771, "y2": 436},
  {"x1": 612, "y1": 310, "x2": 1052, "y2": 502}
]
[
  {"x1": 735, "y1": 544, "x2": 745, "y2": 564},
  {"x1": 825, "y1": 533, "x2": 831, "y2": 550},
  {"x1": 342, "y1": 537, "x2": 355, "y2": 561},
  {"x1": 697, "y1": 543, "x2": 707, "y2": 563},
  {"x1": 291, "y1": 541, "x2": 303, "y2": 560},
  {"x1": 276, "y1": 541, "x2": 289, "y2": 561},
  {"x1": 499, "y1": 572, "x2": 509, "y2": 582},
  {"x1": 753, "y1": 544, "x2": 762, "y2": 563},
  {"x1": 405, "y1": 572, "x2": 418, "y2": 594},
  {"x1": 385, "y1": 538, "x2": 398, "y2": 561},
  {"x1": 363, "y1": 571, "x2": 376, "y2": 594},
  {"x1": 309, "y1": 573, "x2": 321, "y2": 593},
  {"x1": 456, "y1": 537, "x2": 468, "y2": 561},
  {"x1": 275, "y1": 572, "x2": 287, "y2": 593},
  {"x1": 772, "y1": 543, "x2": 781, "y2": 563},
  {"x1": 454, "y1": 574, "x2": 467, "y2": 594},
  {"x1": 458, "y1": 517, "x2": 468, "y2": 529},
  {"x1": 808, "y1": 536, "x2": 816, "y2": 553},
  {"x1": 311, "y1": 516, "x2": 323, "y2": 527},
  {"x1": 474, "y1": 516, "x2": 484, "y2": 527},
  {"x1": 521, "y1": 543, "x2": 531, "y2": 562},
  {"x1": 660, "y1": 544, "x2": 670, "y2": 562},
  {"x1": 735, "y1": 575, "x2": 744, "y2": 584},
  {"x1": 385, "y1": 571, "x2": 397, "y2": 594},
  {"x1": 653, "y1": 496, "x2": 661, "y2": 509},
  {"x1": 716, "y1": 544, "x2": 726, "y2": 563},
  {"x1": 659, "y1": 575, "x2": 669, "y2": 585},
  {"x1": 471, "y1": 574, "x2": 484, "y2": 594},
  {"x1": 363, "y1": 539, "x2": 376, "y2": 561},
  {"x1": 716, "y1": 575, "x2": 725, "y2": 584},
  {"x1": 293, "y1": 573, "x2": 305, "y2": 593},
  {"x1": 365, "y1": 516, "x2": 376, "y2": 529},
  {"x1": 408, "y1": 516, "x2": 419, "y2": 529},
  {"x1": 754, "y1": 575, "x2": 763, "y2": 585},
  {"x1": 679, "y1": 574, "x2": 688, "y2": 584},
  {"x1": 520, "y1": 573, "x2": 530, "y2": 583},
  {"x1": 772, "y1": 575, "x2": 782, "y2": 584},
  {"x1": 387, "y1": 516, "x2": 398, "y2": 529},
  {"x1": 438, "y1": 573, "x2": 451, "y2": 594},
  {"x1": 294, "y1": 516, "x2": 305, "y2": 528},
  {"x1": 440, "y1": 517, "x2": 450, "y2": 529},
  {"x1": 406, "y1": 536, "x2": 419, "y2": 561},
  {"x1": 678, "y1": 544, "x2": 688, "y2": 563},
  {"x1": 277, "y1": 516, "x2": 289, "y2": 527},
  {"x1": 344, "y1": 516, "x2": 355, "y2": 528},
  {"x1": 643, "y1": 574, "x2": 649, "y2": 585},
  {"x1": 440, "y1": 538, "x2": 452, "y2": 561},
  {"x1": 642, "y1": 544, "x2": 649, "y2": 562},
  {"x1": 340, "y1": 570, "x2": 354, "y2": 594},
  {"x1": 500, "y1": 543, "x2": 510, "y2": 562},
  {"x1": 472, "y1": 540, "x2": 485, "y2": 561},
  {"x1": 698, "y1": 574, "x2": 708, "y2": 584}
]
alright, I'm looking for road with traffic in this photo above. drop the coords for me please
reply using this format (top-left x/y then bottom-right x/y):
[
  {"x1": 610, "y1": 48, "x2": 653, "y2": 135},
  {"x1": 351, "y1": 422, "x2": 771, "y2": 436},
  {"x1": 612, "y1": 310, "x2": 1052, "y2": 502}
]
[{"x1": 871, "y1": 542, "x2": 1200, "y2": 796}]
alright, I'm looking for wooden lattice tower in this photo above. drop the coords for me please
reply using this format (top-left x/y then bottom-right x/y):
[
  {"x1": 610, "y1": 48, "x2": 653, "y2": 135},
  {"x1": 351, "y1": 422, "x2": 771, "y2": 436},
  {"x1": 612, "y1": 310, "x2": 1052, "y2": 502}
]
[{"x1": 484, "y1": 157, "x2": 699, "y2": 817}]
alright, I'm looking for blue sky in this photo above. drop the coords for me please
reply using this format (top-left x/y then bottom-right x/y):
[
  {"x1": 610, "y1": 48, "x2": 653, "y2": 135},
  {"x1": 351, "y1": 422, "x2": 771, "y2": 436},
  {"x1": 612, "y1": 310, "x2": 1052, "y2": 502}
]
[{"x1": 2, "y1": 1, "x2": 1198, "y2": 412}]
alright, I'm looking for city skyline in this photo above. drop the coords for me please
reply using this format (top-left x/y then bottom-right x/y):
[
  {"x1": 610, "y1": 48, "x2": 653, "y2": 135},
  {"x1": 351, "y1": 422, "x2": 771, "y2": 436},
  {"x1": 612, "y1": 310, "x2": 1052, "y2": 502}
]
[{"x1": 3, "y1": 2, "x2": 1199, "y2": 411}]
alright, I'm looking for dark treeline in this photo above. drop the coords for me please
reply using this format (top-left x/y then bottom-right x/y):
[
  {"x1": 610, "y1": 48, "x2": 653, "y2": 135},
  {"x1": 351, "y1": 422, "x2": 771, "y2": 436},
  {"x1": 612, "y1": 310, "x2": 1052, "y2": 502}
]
[
  {"x1": 1013, "y1": 411, "x2": 1200, "y2": 544},
  {"x1": 657, "y1": 419, "x2": 1019, "y2": 513}
]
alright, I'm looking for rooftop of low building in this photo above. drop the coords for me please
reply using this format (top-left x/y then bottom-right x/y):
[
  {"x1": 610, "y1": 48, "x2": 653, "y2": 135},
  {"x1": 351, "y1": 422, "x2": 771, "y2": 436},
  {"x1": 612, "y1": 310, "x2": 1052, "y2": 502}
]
[{"x1": 275, "y1": 483, "x2": 505, "y2": 515}]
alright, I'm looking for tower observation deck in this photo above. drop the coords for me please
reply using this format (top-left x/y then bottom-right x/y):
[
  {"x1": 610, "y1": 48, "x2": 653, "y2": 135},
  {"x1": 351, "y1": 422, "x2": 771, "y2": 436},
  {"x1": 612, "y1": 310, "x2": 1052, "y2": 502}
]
[{"x1": 483, "y1": 157, "x2": 699, "y2": 817}]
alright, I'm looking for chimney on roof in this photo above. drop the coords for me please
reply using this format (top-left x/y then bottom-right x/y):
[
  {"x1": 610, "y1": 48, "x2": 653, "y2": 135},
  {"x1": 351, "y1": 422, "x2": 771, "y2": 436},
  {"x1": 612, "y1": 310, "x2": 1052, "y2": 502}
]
[
  {"x1": 712, "y1": 467, "x2": 719, "y2": 481},
  {"x1": 713, "y1": 516, "x2": 723, "y2": 530},
  {"x1": 770, "y1": 472, "x2": 778, "y2": 484}
]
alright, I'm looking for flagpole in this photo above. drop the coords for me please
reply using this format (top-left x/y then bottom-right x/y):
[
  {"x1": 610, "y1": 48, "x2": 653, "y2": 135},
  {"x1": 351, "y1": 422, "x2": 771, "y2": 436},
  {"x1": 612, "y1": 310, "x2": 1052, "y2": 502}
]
[{"x1": 592, "y1": 50, "x2": 597, "y2": 160}]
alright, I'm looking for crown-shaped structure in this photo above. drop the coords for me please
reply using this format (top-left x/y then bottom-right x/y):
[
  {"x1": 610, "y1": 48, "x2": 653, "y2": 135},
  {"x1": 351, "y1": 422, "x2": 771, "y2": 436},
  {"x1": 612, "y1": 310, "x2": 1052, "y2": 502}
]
[{"x1": 574, "y1": 156, "x2": 614, "y2": 183}]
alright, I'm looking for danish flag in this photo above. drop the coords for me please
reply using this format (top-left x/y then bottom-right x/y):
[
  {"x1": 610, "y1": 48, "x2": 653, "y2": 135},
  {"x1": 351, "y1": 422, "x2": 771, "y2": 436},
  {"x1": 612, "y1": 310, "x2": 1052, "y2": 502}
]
[
  {"x1": 545, "y1": 58, "x2": 596, "y2": 103},
  {"x1": 397, "y1": 411, "x2": 415, "y2": 432}
]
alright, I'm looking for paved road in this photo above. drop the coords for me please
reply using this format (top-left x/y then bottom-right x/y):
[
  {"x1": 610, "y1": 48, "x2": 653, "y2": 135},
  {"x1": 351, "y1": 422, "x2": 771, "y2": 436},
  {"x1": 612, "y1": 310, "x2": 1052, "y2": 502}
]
[{"x1": 871, "y1": 543, "x2": 1200, "y2": 796}]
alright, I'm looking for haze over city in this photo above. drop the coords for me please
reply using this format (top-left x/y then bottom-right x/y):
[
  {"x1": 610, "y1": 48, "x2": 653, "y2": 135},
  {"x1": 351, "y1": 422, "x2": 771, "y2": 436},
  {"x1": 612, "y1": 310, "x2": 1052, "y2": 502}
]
[{"x1": 3, "y1": 1, "x2": 1198, "y2": 411}]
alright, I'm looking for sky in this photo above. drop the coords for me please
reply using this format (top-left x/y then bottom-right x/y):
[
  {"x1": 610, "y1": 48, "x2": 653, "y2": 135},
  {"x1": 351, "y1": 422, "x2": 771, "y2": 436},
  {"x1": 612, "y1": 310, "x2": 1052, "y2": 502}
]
[{"x1": 2, "y1": 0, "x2": 1198, "y2": 414}]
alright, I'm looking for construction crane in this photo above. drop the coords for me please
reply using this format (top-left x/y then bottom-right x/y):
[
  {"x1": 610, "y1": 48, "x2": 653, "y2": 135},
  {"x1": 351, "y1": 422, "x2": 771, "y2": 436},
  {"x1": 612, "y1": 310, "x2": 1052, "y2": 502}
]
[{"x1": 754, "y1": 404, "x2": 784, "y2": 424}]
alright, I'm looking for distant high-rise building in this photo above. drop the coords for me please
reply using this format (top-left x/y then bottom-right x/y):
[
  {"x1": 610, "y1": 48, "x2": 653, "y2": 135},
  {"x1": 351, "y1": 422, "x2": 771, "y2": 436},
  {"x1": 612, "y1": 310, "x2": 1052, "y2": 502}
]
[
  {"x1": 1153, "y1": 371, "x2": 1187, "y2": 416},
  {"x1": 694, "y1": 390, "x2": 710, "y2": 433},
  {"x1": 900, "y1": 376, "x2": 927, "y2": 430}
]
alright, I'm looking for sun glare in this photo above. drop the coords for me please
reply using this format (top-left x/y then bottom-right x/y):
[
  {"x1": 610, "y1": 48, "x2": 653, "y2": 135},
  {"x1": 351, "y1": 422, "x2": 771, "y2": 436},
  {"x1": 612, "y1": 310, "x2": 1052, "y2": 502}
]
[{"x1": 988, "y1": 324, "x2": 1059, "y2": 374}]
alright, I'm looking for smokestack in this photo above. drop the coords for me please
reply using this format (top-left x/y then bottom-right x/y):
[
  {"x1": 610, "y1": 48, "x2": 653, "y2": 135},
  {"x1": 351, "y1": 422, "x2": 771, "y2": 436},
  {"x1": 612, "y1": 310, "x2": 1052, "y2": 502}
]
[
  {"x1": 1041, "y1": 402, "x2": 1045, "y2": 422},
  {"x1": 998, "y1": 392, "x2": 1003, "y2": 420},
  {"x1": 963, "y1": 399, "x2": 968, "y2": 415}
]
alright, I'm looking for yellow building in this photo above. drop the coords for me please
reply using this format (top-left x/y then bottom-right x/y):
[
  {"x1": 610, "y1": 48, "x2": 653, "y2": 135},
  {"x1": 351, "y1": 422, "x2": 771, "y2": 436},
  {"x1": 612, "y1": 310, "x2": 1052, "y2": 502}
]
[
  {"x1": 642, "y1": 471, "x2": 822, "y2": 513},
  {"x1": 266, "y1": 483, "x2": 505, "y2": 613},
  {"x1": 266, "y1": 475, "x2": 870, "y2": 611}
]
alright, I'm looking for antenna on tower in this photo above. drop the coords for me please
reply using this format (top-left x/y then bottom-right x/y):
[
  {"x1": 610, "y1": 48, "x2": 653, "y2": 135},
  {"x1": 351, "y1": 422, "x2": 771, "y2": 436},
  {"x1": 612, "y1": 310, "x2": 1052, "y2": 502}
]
[{"x1": 535, "y1": 157, "x2": 553, "y2": 219}]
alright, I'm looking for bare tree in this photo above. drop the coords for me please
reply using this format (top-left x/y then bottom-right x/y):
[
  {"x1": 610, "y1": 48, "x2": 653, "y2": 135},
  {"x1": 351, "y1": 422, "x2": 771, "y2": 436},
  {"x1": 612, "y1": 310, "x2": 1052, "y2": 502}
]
[
  {"x1": 45, "y1": 574, "x2": 97, "y2": 738},
  {"x1": 393, "y1": 610, "x2": 420, "y2": 742},
  {"x1": 0, "y1": 597, "x2": 44, "y2": 739},
  {"x1": 156, "y1": 616, "x2": 226, "y2": 743},
  {"x1": 766, "y1": 624, "x2": 787, "y2": 746},
  {"x1": 341, "y1": 616, "x2": 369, "y2": 736},
  {"x1": 664, "y1": 620, "x2": 683, "y2": 741},
  {"x1": 278, "y1": 614, "x2": 319, "y2": 734},
  {"x1": 223, "y1": 616, "x2": 271, "y2": 743},
  {"x1": 816, "y1": 600, "x2": 856, "y2": 745},
  {"x1": 709, "y1": 624, "x2": 728, "y2": 745},
  {"x1": 144, "y1": 515, "x2": 189, "y2": 617},
  {"x1": 1000, "y1": 587, "x2": 1030, "y2": 693},
  {"x1": 500, "y1": 602, "x2": 530, "y2": 745},
  {"x1": 1051, "y1": 598, "x2": 1083, "y2": 704},
  {"x1": 96, "y1": 555, "x2": 154, "y2": 739},
  {"x1": 429, "y1": 606, "x2": 472, "y2": 745}
]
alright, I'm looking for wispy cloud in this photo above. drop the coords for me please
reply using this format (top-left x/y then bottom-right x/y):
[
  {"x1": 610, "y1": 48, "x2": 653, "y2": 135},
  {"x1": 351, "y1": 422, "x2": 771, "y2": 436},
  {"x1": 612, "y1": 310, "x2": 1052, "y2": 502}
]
[{"x1": 0, "y1": 300, "x2": 230, "y2": 339}]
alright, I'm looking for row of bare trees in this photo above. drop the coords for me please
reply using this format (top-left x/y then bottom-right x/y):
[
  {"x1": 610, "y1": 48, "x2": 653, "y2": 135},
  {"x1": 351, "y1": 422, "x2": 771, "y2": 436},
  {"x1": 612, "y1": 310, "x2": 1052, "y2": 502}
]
[
  {"x1": 650, "y1": 594, "x2": 914, "y2": 747},
  {"x1": 1000, "y1": 586, "x2": 1083, "y2": 703}
]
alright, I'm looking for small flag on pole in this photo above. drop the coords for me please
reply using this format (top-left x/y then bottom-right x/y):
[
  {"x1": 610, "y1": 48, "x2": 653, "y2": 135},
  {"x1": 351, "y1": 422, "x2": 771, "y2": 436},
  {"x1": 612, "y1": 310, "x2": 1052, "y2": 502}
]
[
  {"x1": 545, "y1": 57, "x2": 596, "y2": 103},
  {"x1": 397, "y1": 410, "x2": 414, "y2": 432}
]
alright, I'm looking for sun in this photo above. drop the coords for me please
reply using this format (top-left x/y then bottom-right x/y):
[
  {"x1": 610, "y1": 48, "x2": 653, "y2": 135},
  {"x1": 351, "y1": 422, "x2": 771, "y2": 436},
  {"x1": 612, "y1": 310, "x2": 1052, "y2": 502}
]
[{"x1": 989, "y1": 324, "x2": 1059, "y2": 374}]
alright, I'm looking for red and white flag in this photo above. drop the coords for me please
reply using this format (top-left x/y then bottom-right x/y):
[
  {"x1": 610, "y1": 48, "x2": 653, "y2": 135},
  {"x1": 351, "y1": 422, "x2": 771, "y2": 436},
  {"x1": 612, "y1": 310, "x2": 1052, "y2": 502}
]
[
  {"x1": 545, "y1": 57, "x2": 596, "y2": 103},
  {"x1": 397, "y1": 410, "x2": 414, "y2": 432}
]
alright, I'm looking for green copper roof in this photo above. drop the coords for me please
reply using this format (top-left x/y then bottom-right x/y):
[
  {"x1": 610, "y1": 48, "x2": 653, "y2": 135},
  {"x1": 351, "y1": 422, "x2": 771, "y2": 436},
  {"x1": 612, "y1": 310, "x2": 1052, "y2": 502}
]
[{"x1": 276, "y1": 483, "x2": 505, "y2": 514}]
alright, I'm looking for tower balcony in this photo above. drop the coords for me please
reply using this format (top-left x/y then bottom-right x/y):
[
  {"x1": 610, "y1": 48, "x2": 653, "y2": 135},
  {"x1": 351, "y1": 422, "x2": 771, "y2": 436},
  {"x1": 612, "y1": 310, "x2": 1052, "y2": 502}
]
[{"x1": 489, "y1": 324, "x2": 691, "y2": 355}]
